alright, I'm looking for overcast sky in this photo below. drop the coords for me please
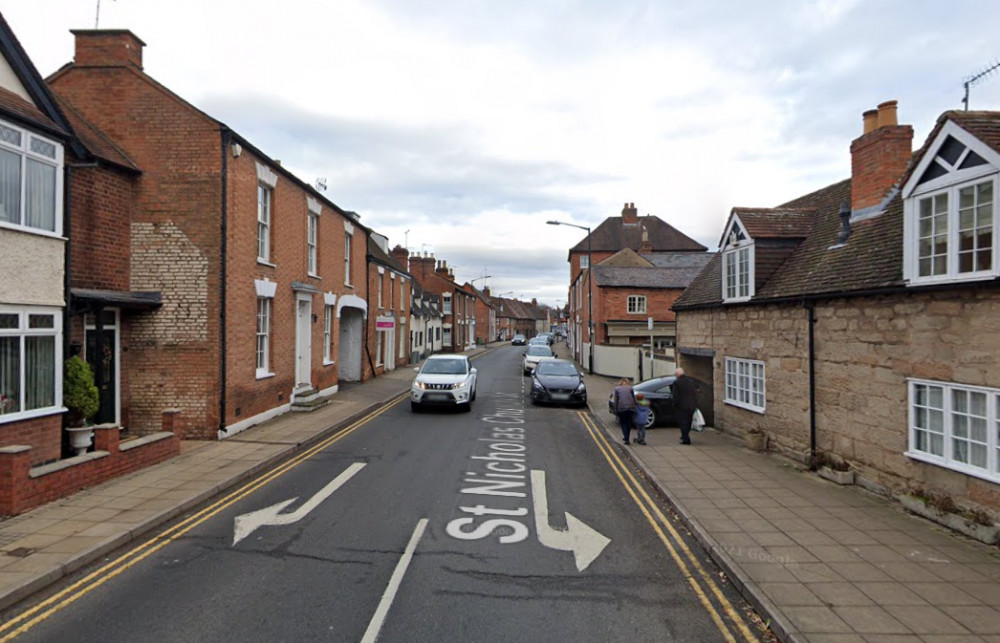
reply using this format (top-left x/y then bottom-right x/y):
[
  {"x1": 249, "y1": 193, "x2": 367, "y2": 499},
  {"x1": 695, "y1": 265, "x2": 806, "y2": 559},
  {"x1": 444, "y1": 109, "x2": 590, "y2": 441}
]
[{"x1": 4, "y1": 0, "x2": 1000, "y2": 306}]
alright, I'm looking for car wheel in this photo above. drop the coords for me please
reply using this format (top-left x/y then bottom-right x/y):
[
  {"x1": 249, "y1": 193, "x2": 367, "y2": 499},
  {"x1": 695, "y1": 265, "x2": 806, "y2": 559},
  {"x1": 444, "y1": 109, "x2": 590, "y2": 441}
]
[
  {"x1": 644, "y1": 407, "x2": 656, "y2": 428},
  {"x1": 461, "y1": 402, "x2": 472, "y2": 413},
  {"x1": 523, "y1": 369, "x2": 530, "y2": 376},
  {"x1": 410, "y1": 401, "x2": 421, "y2": 413},
  {"x1": 471, "y1": 386, "x2": 477, "y2": 401}
]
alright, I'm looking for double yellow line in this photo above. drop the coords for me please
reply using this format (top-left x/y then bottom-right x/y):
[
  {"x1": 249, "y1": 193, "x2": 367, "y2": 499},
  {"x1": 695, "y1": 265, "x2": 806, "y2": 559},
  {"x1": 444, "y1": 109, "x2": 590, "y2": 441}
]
[
  {"x1": 577, "y1": 411, "x2": 761, "y2": 643},
  {"x1": 0, "y1": 394, "x2": 408, "y2": 641}
]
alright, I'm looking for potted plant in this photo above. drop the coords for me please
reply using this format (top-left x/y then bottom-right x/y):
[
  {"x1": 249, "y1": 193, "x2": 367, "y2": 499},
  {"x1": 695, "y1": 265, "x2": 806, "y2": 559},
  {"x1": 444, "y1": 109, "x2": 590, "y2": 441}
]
[
  {"x1": 63, "y1": 356, "x2": 99, "y2": 455},
  {"x1": 812, "y1": 452, "x2": 855, "y2": 485},
  {"x1": 745, "y1": 427, "x2": 767, "y2": 451}
]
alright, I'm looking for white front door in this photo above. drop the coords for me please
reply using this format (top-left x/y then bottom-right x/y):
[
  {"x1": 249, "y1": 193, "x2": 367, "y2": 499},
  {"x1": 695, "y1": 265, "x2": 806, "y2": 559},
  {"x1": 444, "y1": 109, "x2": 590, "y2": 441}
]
[{"x1": 296, "y1": 298, "x2": 312, "y2": 388}]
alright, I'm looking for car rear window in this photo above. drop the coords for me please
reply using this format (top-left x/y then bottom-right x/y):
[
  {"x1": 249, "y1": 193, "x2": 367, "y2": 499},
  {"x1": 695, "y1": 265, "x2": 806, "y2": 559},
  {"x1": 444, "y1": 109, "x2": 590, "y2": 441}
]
[{"x1": 527, "y1": 346, "x2": 553, "y2": 356}]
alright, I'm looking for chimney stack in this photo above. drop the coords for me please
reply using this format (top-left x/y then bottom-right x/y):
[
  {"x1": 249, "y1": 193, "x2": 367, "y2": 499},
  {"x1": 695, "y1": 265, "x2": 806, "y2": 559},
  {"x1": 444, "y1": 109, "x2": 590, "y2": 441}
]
[
  {"x1": 391, "y1": 245, "x2": 409, "y2": 272},
  {"x1": 72, "y1": 30, "x2": 145, "y2": 70},
  {"x1": 850, "y1": 100, "x2": 912, "y2": 213},
  {"x1": 622, "y1": 202, "x2": 638, "y2": 225},
  {"x1": 639, "y1": 225, "x2": 652, "y2": 253}
]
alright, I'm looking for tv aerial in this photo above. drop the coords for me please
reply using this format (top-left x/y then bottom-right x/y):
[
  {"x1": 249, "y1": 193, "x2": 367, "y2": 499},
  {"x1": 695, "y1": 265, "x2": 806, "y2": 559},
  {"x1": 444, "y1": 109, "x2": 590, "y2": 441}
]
[{"x1": 963, "y1": 60, "x2": 1000, "y2": 110}]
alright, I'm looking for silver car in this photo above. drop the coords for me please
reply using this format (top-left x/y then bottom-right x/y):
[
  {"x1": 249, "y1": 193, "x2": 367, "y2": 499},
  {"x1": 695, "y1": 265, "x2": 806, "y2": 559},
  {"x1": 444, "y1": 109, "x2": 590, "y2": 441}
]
[
  {"x1": 411, "y1": 355, "x2": 478, "y2": 412},
  {"x1": 522, "y1": 344, "x2": 554, "y2": 376}
]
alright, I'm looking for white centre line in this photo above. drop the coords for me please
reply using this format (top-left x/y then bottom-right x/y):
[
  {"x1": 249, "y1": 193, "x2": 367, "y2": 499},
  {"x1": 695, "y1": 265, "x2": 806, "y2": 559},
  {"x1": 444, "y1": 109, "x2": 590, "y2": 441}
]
[{"x1": 361, "y1": 518, "x2": 429, "y2": 643}]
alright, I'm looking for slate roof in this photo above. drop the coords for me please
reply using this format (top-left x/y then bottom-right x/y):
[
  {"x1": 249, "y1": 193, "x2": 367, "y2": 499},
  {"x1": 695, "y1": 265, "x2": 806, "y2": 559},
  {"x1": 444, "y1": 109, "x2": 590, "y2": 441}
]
[
  {"x1": 569, "y1": 215, "x2": 706, "y2": 255},
  {"x1": 52, "y1": 91, "x2": 139, "y2": 172},
  {"x1": 594, "y1": 252, "x2": 713, "y2": 289},
  {"x1": 0, "y1": 86, "x2": 62, "y2": 136},
  {"x1": 367, "y1": 237, "x2": 410, "y2": 277},
  {"x1": 674, "y1": 169, "x2": 913, "y2": 310},
  {"x1": 732, "y1": 208, "x2": 815, "y2": 240}
]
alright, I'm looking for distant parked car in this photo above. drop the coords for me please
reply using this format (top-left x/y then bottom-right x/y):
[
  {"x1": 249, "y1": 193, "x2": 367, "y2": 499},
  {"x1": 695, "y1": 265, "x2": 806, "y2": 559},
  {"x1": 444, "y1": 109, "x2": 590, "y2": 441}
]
[
  {"x1": 527, "y1": 336, "x2": 548, "y2": 346},
  {"x1": 531, "y1": 359, "x2": 586, "y2": 406},
  {"x1": 411, "y1": 355, "x2": 477, "y2": 412},
  {"x1": 511, "y1": 334, "x2": 526, "y2": 346},
  {"x1": 535, "y1": 332, "x2": 553, "y2": 345},
  {"x1": 522, "y1": 344, "x2": 554, "y2": 375}
]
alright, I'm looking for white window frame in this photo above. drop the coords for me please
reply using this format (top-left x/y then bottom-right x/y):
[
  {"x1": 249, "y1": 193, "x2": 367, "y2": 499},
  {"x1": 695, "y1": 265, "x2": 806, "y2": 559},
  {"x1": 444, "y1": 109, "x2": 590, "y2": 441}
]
[
  {"x1": 0, "y1": 118, "x2": 64, "y2": 237},
  {"x1": 903, "y1": 121, "x2": 1000, "y2": 286},
  {"x1": 389, "y1": 274, "x2": 395, "y2": 313},
  {"x1": 255, "y1": 297, "x2": 272, "y2": 378},
  {"x1": 626, "y1": 295, "x2": 646, "y2": 314},
  {"x1": 257, "y1": 184, "x2": 272, "y2": 263},
  {"x1": 722, "y1": 244, "x2": 754, "y2": 302},
  {"x1": 579, "y1": 255, "x2": 589, "y2": 270},
  {"x1": 375, "y1": 329, "x2": 383, "y2": 367},
  {"x1": 724, "y1": 357, "x2": 765, "y2": 413},
  {"x1": 344, "y1": 230, "x2": 353, "y2": 286},
  {"x1": 443, "y1": 294, "x2": 452, "y2": 314},
  {"x1": 907, "y1": 378, "x2": 1000, "y2": 483},
  {"x1": 323, "y1": 304, "x2": 334, "y2": 364},
  {"x1": 377, "y1": 267, "x2": 384, "y2": 309},
  {"x1": 0, "y1": 306, "x2": 63, "y2": 423},
  {"x1": 307, "y1": 210, "x2": 319, "y2": 275}
]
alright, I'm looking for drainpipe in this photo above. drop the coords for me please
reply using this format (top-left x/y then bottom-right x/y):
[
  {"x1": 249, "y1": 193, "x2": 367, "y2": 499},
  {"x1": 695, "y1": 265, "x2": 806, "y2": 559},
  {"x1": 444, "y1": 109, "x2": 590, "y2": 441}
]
[
  {"x1": 805, "y1": 300, "x2": 817, "y2": 463},
  {"x1": 63, "y1": 163, "x2": 73, "y2": 361},
  {"x1": 218, "y1": 129, "x2": 230, "y2": 435}
]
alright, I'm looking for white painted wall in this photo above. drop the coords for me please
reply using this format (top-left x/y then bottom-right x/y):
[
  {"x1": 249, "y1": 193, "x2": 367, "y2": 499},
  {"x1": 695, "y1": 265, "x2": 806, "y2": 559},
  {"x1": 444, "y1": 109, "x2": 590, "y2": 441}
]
[{"x1": 0, "y1": 230, "x2": 64, "y2": 306}]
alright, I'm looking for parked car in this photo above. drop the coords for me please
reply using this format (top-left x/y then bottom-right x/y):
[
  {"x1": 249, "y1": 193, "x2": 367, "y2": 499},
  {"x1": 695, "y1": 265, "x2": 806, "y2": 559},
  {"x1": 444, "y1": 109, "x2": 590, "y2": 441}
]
[
  {"x1": 535, "y1": 332, "x2": 554, "y2": 345},
  {"x1": 522, "y1": 344, "x2": 554, "y2": 375},
  {"x1": 607, "y1": 375, "x2": 696, "y2": 428},
  {"x1": 530, "y1": 359, "x2": 586, "y2": 406},
  {"x1": 527, "y1": 336, "x2": 548, "y2": 346},
  {"x1": 511, "y1": 334, "x2": 526, "y2": 346},
  {"x1": 411, "y1": 355, "x2": 477, "y2": 412}
]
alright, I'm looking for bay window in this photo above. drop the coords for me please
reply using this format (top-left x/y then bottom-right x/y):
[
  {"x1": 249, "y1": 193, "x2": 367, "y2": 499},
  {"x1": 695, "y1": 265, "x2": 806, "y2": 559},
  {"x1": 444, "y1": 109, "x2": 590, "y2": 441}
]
[
  {"x1": 0, "y1": 120, "x2": 63, "y2": 235},
  {"x1": 0, "y1": 307, "x2": 62, "y2": 422}
]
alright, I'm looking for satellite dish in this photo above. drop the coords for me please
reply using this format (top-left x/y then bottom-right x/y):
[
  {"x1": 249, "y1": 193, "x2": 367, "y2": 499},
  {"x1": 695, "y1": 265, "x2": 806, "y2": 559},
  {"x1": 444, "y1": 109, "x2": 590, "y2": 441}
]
[{"x1": 316, "y1": 178, "x2": 327, "y2": 191}]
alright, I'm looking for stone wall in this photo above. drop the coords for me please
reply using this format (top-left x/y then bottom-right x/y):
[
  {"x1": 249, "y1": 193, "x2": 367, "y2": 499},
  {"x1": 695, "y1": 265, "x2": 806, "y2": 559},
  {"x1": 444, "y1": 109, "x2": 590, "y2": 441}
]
[{"x1": 677, "y1": 289, "x2": 1000, "y2": 512}]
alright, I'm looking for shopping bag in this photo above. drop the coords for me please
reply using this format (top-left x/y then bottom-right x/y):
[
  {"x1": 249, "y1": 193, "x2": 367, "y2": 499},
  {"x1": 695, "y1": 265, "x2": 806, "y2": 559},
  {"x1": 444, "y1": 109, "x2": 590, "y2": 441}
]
[{"x1": 692, "y1": 408, "x2": 705, "y2": 431}]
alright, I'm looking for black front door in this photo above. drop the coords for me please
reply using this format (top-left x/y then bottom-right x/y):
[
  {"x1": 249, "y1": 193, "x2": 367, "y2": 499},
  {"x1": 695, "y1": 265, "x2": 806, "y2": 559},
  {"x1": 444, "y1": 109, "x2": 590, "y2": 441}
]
[{"x1": 85, "y1": 311, "x2": 117, "y2": 425}]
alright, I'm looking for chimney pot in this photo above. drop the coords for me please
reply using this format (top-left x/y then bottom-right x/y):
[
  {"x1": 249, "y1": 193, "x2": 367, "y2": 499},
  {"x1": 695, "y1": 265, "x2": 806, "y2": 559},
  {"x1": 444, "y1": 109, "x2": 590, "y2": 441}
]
[
  {"x1": 877, "y1": 100, "x2": 898, "y2": 128},
  {"x1": 862, "y1": 109, "x2": 878, "y2": 134}
]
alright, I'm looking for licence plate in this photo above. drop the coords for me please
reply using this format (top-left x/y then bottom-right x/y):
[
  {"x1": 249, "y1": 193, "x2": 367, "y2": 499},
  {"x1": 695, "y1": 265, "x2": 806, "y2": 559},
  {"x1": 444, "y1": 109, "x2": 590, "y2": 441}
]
[
  {"x1": 551, "y1": 393, "x2": 570, "y2": 401},
  {"x1": 425, "y1": 394, "x2": 449, "y2": 401}
]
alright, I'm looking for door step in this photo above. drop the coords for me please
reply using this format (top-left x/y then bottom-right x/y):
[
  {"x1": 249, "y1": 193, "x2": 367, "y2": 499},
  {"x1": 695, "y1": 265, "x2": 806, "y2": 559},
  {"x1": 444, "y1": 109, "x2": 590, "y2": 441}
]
[{"x1": 290, "y1": 388, "x2": 331, "y2": 412}]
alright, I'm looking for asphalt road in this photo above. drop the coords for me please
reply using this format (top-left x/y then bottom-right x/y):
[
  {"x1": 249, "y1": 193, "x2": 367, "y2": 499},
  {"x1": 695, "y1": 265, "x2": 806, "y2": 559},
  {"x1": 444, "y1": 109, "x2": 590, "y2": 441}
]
[{"x1": 6, "y1": 345, "x2": 761, "y2": 642}]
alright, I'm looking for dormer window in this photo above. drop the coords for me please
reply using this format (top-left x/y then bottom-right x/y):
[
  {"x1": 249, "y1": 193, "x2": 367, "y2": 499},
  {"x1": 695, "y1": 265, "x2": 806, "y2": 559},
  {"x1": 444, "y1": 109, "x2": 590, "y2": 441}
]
[
  {"x1": 903, "y1": 123, "x2": 1000, "y2": 285},
  {"x1": 721, "y1": 218, "x2": 754, "y2": 302}
]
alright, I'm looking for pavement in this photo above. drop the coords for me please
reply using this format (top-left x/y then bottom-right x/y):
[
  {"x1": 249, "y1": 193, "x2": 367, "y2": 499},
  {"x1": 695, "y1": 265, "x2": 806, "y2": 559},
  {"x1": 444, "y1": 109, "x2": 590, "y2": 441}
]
[{"x1": 0, "y1": 342, "x2": 997, "y2": 643}]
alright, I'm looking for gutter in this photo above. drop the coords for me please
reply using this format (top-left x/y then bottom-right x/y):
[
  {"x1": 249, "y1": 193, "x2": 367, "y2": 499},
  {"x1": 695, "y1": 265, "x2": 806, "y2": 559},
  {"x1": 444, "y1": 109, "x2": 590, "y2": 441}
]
[{"x1": 218, "y1": 128, "x2": 230, "y2": 435}]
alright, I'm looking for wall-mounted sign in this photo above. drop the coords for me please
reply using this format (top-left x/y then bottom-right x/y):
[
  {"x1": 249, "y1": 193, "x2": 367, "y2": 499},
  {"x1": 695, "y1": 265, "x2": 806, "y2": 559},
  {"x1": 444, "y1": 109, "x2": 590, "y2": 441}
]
[{"x1": 376, "y1": 316, "x2": 395, "y2": 330}]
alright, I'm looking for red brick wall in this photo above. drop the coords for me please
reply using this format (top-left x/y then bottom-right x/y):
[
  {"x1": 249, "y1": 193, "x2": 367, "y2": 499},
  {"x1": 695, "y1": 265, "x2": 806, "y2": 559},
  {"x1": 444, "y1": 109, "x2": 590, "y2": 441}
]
[
  {"x1": 0, "y1": 425, "x2": 179, "y2": 516},
  {"x1": 595, "y1": 287, "x2": 682, "y2": 344},
  {"x1": 51, "y1": 64, "x2": 226, "y2": 439},
  {"x1": 68, "y1": 165, "x2": 135, "y2": 290},
  {"x1": 0, "y1": 414, "x2": 62, "y2": 466}
]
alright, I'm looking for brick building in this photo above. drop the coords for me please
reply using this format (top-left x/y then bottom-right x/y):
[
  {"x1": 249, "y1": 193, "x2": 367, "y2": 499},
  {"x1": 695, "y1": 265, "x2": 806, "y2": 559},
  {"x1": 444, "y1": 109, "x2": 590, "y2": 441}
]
[
  {"x1": 49, "y1": 30, "x2": 371, "y2": 440},
  {"x1": 0, "y1": 14, "x2": 73, "y2": 464},
  {"x1": 367, "y1": 236, "x2": 411, "y2": 373},
  {"x1": 401, "y1": 253, "x2": 476, "y2": 352},
  {"x1": 561, "y1": 203, "x2": 707, "y2": 370},
  {"x1": 674, "y1": 101, "x2": 1000, "y2": 516}
]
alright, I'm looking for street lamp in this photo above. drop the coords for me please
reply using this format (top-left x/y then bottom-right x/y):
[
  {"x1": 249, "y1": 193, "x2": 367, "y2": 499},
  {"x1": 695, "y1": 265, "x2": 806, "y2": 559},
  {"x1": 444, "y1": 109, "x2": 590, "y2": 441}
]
[
  {"x1": 470, "y1": 275, "x2": 492, "y2": 287},
  {"x1": 547, "y1": 220, "x2": 593, "y2": 374}
]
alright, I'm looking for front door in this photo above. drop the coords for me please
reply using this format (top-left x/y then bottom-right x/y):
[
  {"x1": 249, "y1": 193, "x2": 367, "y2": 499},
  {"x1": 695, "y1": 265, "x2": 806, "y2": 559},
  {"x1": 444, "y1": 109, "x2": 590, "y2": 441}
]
[
  {"x1": 85, "y1": 310, "x2": 118, "y2": 425},
  {"x1": 295, "y1": 298, "x2": 312, "y2": 389}
]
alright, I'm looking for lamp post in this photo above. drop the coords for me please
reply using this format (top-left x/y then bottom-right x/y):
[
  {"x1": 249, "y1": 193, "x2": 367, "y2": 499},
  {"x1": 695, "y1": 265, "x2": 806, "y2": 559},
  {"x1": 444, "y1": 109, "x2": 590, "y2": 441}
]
[{"x1": 547, "y1": 220, "x2": 593, "y2": 374}]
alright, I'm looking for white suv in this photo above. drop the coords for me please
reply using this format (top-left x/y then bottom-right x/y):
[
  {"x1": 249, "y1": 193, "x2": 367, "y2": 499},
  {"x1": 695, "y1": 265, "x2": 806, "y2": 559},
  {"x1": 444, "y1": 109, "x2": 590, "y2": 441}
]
[
  {"x1": 411, "y1": 355, "x2": 478, "y2": 412},
  {"x1": 522, "y1": 344, "x2": 554, "y2": 375}
]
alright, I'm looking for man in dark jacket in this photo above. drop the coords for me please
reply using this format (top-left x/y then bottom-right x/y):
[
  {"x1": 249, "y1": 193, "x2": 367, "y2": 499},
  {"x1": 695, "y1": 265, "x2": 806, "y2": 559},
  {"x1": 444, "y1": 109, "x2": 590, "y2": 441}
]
[{"x1": 670, "y1": 367, "x2": 698, "y2": 445}]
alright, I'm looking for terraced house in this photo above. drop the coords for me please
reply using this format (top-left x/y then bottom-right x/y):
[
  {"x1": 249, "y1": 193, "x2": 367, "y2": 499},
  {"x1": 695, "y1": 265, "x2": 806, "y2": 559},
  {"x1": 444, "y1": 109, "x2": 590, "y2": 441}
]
[
  {"x1": 674, "y1": 100, "x2": 1000, "y2": 516},
  {"x1": 48, "y1": 29, "x2": 372, "y2": 440}
]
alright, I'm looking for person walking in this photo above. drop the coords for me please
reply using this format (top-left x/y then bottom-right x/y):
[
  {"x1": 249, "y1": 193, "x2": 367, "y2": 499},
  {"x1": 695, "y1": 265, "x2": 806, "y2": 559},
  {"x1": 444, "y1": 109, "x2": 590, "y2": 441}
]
[
  {"x1": 670, "y1": 367, "x2": 698, "y2": 445},
  {"x1": 612, "y1": 378, "x2": 637, "y2": 445}
]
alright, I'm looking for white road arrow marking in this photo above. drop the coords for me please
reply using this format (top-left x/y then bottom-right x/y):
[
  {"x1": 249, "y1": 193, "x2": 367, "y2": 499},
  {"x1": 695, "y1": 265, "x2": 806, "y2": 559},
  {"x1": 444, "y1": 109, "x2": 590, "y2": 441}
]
[
  {"x1": 530, "y1": 469, "x2": 610, "y2": 571},
  {"x1": 232, "y1": 462, "x2": 366, "y2": 546}
]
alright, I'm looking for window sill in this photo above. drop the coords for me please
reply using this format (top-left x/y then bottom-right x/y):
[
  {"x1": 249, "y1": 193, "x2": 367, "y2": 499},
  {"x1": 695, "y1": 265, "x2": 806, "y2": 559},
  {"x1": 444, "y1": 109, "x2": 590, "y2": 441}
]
[
  {"x1": 255, "y1": 370, "x2": 275, "y2": 380},
  {"x1": 723, "y1": 399, "x2": 765, "y2": 414},
  {"x1": 722, "y1": 296, "x2": 753, "y2": 304},
  {"x1": 308, "y1": 273, "x2": 321, "y2": 280},
  {"x1": 0, "y1": 221, "x2": 63, "y2": 239},
  {"x1": 905, "y1": 450, "x2": 1000, "y2": 485},
  {"x1": 0, "y1": 406, "x2": 66, "y2": 425},
  {"x1": 905, "y1": 273, "x2": 996, "y2": 287},
  {"x1": 323, "y1": 360, "x2": 336, "y2": 367},
  {"x1": 257, "y1": 259, "x2": 277, "y2": 268}
]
